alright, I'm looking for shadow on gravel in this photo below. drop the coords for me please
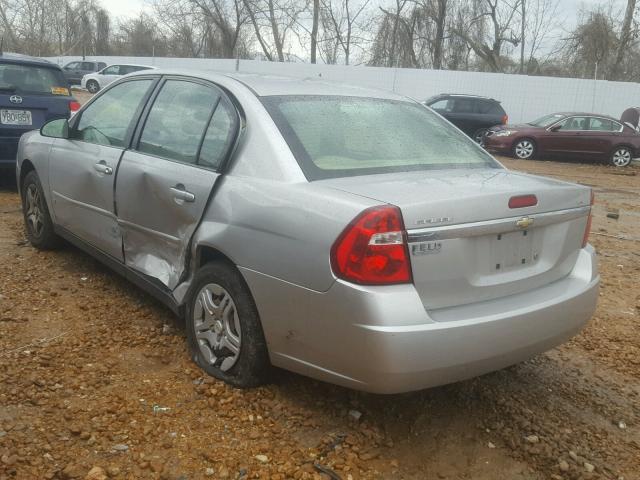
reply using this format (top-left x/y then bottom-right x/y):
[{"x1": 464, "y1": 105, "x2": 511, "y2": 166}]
[{"x1": 0, "y1": 170, "x2": 17, "y2": 191}]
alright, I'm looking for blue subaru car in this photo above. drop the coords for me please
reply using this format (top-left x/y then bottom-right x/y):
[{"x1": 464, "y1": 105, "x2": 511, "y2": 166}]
[{"x1": 1, "y1": 53, "x2": 79, "y2": 170}]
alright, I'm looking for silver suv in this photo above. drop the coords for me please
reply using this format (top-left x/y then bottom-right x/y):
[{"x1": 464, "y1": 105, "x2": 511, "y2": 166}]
[{"x1": 16, "y1": 71, "x2": 599, "y2": 393}]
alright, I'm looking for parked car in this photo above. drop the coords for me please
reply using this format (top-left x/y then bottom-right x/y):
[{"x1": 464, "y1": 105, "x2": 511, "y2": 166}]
[
  {"x1": 61, "y1": 60, "x2": 107, "y2": 85},
  {"x1": 0, "y1": 52, "x2": 80, "y2": 170},
  {"x1": 16, "y1": 72, "x2": 599, "y2": 394},
  {"x1": 424, "y1": 93, "x2": 508, "y2": 144},
  {"x1": 484, "y1": 112, "x2": 639, "y2": 167},
  {"x1": 81, "y1": 64, "x2": 156, "y2": 93}
]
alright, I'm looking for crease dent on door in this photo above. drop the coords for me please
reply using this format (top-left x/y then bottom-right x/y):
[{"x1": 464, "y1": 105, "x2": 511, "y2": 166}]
[{"x1": 118, "y1": 169, "x2": 198, "y2": 288}]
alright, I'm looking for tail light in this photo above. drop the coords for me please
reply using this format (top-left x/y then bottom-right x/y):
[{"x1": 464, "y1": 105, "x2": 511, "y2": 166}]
[
  {"x1": 501, "y1": 114, "x2": 509, "y2": 125},
  {"x1": 330, "y1": 206, "x2": 412, "y2": 285},
  {"x1": 582, "y1": 190, "x2": 595, "y2": 247},
  {"x1": 69, "y1": 100, "x2": 81, "y2": 113}
]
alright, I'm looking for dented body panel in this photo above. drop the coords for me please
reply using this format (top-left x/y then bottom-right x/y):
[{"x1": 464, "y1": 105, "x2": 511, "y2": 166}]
[{"x1": 16, "y1": 70, "x2": 600, "y2": 393}]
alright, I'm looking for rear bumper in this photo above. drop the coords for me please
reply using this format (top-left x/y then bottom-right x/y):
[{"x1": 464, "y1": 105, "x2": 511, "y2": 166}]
[{"x1": 243, "y1": 245, "x2": 599, "y2": 394}]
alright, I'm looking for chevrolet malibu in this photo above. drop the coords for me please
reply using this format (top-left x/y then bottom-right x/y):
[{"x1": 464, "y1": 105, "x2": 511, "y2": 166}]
[{"x1": 16, "y1": 71, "x2": 599, "y2": 394}]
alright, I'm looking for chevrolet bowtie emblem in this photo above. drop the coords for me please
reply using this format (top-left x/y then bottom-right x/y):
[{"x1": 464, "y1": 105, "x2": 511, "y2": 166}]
[{"x1": 516, "y1": 217, "x2": 534, "y2": 229}]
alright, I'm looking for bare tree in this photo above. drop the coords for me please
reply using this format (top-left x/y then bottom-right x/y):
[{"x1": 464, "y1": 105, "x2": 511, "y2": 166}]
[
  {"x1": 319, "y1": 0, "x2": 370, "y2": 65},
  {"x1": 452, "y1": 0, "x2": 521, "y2": 72},
  {"x1": 612, "y1": 0, "x2": 637, "y2": 80}
]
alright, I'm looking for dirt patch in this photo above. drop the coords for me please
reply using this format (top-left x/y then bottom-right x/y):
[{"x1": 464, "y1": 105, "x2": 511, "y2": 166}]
[{"x1": 1, "y1": 158, "x2": 639, "y2": 480}]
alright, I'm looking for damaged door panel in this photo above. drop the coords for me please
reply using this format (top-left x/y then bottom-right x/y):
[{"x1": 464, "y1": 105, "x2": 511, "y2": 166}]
[{"x1": 114, "y1": 78, "x2": 239, "y2": 289}]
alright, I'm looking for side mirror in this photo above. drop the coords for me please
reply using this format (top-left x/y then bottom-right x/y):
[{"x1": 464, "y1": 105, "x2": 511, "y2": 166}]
[
  {"x1": 549, "y1": 125, "x2": 561, "y2": 132},
  {"x1": 41, "y1": 118, "x2": 69, "y2": 139}
]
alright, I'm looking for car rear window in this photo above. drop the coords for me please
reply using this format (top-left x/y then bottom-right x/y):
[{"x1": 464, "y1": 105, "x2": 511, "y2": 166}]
[
  {"x1": 262, "y1": 95, "x2": 500, "y2": 180},
  {"x1": 0, "y1": 63, "x2": 68, "y2": 95}
]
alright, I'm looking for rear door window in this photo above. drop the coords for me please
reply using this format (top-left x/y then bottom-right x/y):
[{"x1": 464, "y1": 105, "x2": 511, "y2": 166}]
[
  {"x1": 477, "y1": 100, "x2": 504, "y2": 115},
  {"x1": 81, "y1": 62, "x2": 95, "y2": 71},
  {"x1": 199, "y1": 98, "x2": 238, "y2": 170},
  {"x1": 452, "y1": 98, "x2": 475, "y2": 113},
  {"x1": 0, "y1": 64, "x2": 68, "y2": 95},
  {"x1": 137, "y1": 80, "x2": 220, "y2": 164},
  {"x1": 588, "y1": 118, "x2": 620, "y2": 132},
  {"x1": 72, "y1": 79, "x2": 153, "y2": 147},
  {"x1": 557, "y1": 117, "x2": 589, "y2": 131}
]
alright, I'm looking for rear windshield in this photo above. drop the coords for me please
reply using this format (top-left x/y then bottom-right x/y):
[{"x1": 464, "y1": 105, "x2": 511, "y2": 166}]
[
  {"x1": 529, "y1": 113, "x2": 565, "y2": 127},
  {"x1": 262, "y1": 95, "x2": 500, "y2": 180},
  {"x1": 0, "y1": 63, "x2": 68, "y2": 95}
]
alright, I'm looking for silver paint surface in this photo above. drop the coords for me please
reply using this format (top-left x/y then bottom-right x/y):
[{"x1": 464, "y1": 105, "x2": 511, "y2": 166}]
[{"x1": 16, "y1": 71, "x2": 599, "y2": 393}]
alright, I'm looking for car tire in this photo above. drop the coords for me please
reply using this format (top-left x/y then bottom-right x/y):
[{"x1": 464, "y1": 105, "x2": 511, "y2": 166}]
[
  {"x1": 512, "y1": 138, "x2": 536, "y2": 160},
  {"x1": 185, "y1": 262, "x2": 270, "y2": 388},
  {"x1": 610, "y1": 146, "x2": 632, "y2": 167},
  {"x1": 473, "y1": 128, "x2": 488, "y2": 146},
  {"x1": 86, "y1": 80, "x2": 100, "y2": 94},
  {"x1": 21, "y1": 170, "x2": 61, "y2": 250}
]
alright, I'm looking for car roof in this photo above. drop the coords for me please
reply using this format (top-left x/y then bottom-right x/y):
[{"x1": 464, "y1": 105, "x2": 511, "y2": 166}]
[
  {"x1": 553, "y1": 112, "x2": 621, "y2": 122},
  {"x1": 432, "y1": 93, "x2": 497, "y2": 101},
  {"x1": 0, "y1": 52, "x2": 61, "y2": 70},
  {"x1": 111, "y1": 64, "x2": 157, "y2": 68},
  {"x1": 127, "y1": 69, "x2": 407, "y2": 100}
]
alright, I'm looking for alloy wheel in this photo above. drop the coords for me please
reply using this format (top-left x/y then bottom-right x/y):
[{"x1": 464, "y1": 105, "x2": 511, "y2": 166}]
[
  {"x1": 25, "y1": 184, "x2": 45, "y2": 238},
  {"x1": 87, "y1": 81, "x2": 99, "y2": 93},
  {"x1": 515, "y1": 140, "x2": 534, "y2": 159},
  {"x1": 612, "y1": 148, "x2": 632, "y2": 167},
  {"x1": 193, "y1": 283, "x2": 242, "y2": 371}
]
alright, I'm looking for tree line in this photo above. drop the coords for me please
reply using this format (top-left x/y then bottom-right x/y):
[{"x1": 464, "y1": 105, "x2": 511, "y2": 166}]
[{"x1": 1, "y1": 0, "x2": 639, "y2": 81}]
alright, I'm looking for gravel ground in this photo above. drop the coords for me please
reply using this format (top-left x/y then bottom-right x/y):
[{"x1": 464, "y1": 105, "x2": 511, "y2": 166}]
[{"x1": 1, "y1": 119, "x2": 639, "y2": 479}]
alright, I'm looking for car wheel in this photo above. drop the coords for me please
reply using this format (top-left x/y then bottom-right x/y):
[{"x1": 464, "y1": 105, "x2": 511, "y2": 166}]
[
  {"x1": 21, "y1": 170, "x2": 61, "y2": 250},
  {"x1": 473, "y1": 129, "x2": 488, "y2": 146},
  {"x1": 513, "y1": 138, "x2": 536, "y2": 160},
  {"x1": 610, "y1": 146, "x2": 632, "y2": 167},
  {"x1": 86, "y1": 80, "x2": 100, "y2": 93},
  {"x1": 185, "y1": 262, "x2": 270, "y2": 387}
]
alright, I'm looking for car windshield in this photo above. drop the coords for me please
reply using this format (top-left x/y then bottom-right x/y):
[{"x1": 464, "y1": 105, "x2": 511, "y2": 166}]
[
  {"x1": 0, "y1": 63, "x2": 68, "y2": 94},
  {"x1": 528, "y1": 113, "x2": 565, "y2": 128},
  {"x1": 262, "y1": 95, "x2": 500, "y2": 180}
]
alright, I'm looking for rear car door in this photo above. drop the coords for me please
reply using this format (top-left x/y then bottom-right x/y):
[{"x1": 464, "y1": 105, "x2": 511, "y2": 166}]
[
  {"x1": 447, "y1": 97, "x2": 476, "y2": 135},
  {"x1": 62, "y1": 62, "x2": 81, "y2": 84},
  {"x1": 584, "y1": 117, "x2": 622, "y2": 156},
  {"x1": 115, "y1": 77, "x2": 240, "y2": 289},
  {"x1": 48, "y1": 78, "x2": 156, "y2": 259},
  {"x1": 0, "y1": 61, "x2": 71, "y2": 167}
]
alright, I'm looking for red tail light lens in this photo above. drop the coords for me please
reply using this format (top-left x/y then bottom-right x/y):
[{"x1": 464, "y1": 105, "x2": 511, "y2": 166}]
[
  {"x1": 331, "y1": 206, "x2": 412, "y2": 285},
  {"x1": 582, "y1": 190, "x2": 595, "y2": 247},
  {"x1": 69, "y1": 100, "x2": 81, "y2": 112},
  {"x1": 509, "y1": 194, "x2": 538, "y2": 208},
  {"x1": 501, "y1": 114, "x2": 508, "y2": 125}
]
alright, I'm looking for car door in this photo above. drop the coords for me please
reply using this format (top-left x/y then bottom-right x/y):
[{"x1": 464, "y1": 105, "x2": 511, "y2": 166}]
[
  {"x1": 63, "y1": 62, "x2": 81, "y2": 83},
  {"x1": 447, "y1": 97, "x2": 476, "y2": 135},
  {"x1": 541, "y1": 116, "x2": 589, "y2": 155},
  {"x1": 48, "y1": 78, "x2": 157, "y2": 259},
  {"x1": 584, "y1": 117, "x2": 622, "y2": 156},
  {"x1": 99, "y1": 65, "x2": 121, "y2": 86},
  {"x1": 115, "y1": 77, "x2": 240, "y2": 289}
]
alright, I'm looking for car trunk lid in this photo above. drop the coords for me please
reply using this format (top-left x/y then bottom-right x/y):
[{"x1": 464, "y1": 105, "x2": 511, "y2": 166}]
[{"x1": 319, "y1": 168, "x2": 592, "y2": 311}]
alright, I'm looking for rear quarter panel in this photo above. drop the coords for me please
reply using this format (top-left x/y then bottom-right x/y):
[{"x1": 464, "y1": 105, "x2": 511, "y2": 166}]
[{"x1": 16, "y1": 131, "x2": 55, "y2": 211}]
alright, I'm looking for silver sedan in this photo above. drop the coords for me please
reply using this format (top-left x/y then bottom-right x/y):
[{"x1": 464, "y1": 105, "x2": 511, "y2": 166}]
[{"x1": 16, "y1": 71, "x2": 599, "y2": 393}]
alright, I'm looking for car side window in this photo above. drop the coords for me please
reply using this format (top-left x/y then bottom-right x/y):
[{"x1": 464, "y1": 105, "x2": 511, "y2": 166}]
[
  {"x1": 138, "y1": 80, "x2": 220, "y2": 164},
  {"x1": 588, "y1": 118, "x2": 619, "y2": 132},
  {"x1": 453, "y1": 98, "x2": 474, "y2": 113},
  {"x1": 81, "y1": 62, "x2": 94, "y2": 70},
  {"x1": 429, "y1": 98, "x2": 452, "y2": 112},
  {"x1": 72, "y1": 79, "x2": 153, "y2": 147},
  {"x1": 557, "y1": 117, "x2": 588, "y2": 131},
  {"x1": 199, "y1": 98, "x2": 237, "y2": 170},
  {"x1": 102, "y1": 65, "x2": 120, "y2": 75},
  {"x1": 65, "y1": 62, "x2": 79, "y2": 70}
]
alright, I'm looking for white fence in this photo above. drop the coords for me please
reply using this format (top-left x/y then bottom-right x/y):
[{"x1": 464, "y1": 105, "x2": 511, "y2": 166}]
[{"x1": 45, "y1": 56, "x2": 640, "y2": 124}]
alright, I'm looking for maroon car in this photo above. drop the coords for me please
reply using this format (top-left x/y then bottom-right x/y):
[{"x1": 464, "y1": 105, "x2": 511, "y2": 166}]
[{"x1": 484, "y1": 112, "x2": 639, "y2": 167}]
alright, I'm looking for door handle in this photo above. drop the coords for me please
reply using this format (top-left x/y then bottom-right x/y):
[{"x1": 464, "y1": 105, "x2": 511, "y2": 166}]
[
  {"x1": 170, "y1": 185, "x2": 195, "y2": 203},
  {"x1": 94, "y1": 161, "x2": 113, "y2": 175}
]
